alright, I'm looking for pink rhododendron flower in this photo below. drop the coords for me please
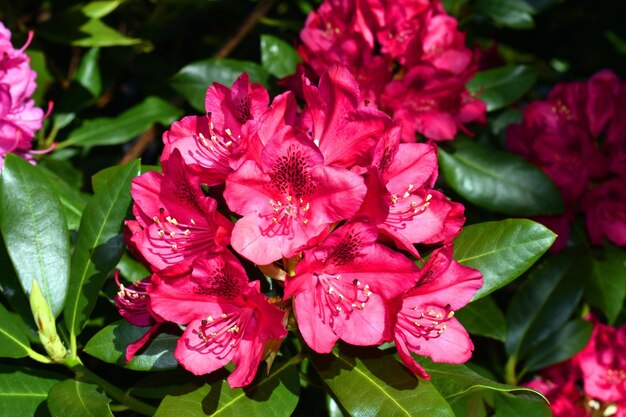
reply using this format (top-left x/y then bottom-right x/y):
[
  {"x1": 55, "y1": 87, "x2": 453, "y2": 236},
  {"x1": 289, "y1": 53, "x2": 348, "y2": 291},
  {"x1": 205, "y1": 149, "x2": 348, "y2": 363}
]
[
  {"x1": 224, "y1": 126, "x2": 367, "y2": 265},
  {"x1": 0, "y1": 22, "x2": 44, "y2": 170},
  {"x1": 525, "y1": 362, "x2": 587, "y2": 417},
  {"x1": 392, "y1": 244, "x2": 482, "y2": 378},
  {"x1": 148, "y1": 253, "x2": 287, "y2": 388},
  {"x1": 127, "y1": 150, "x2": 232, "y2": 273},
  {"x1": 507, "y1": 69, "x2": 626, "y2": 249},
  {"x1": 285, "y1": 221, "x2": 420, "y2": 353},
  {"x1": 293, "y1": 0, "x2": 485, "y2": 141}
]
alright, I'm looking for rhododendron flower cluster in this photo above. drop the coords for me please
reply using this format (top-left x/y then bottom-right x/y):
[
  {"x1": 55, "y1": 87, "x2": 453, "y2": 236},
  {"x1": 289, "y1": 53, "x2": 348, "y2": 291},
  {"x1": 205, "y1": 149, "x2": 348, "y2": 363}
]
[
  {"x1": 526, "y1": 320, "x2": 626, "y2": 417},
  {"x1": 289, "y1": 0, "x2": 486, "y2": 142},
  {"x1": 0, "y1": 21, "x2": 44, "y2": 170},
  {"x1": 507, "y1": 69, "x2": 626, "y2": 249},
  {"x1": 117, "y1": 66, "x2": 482, "y2": 388}
]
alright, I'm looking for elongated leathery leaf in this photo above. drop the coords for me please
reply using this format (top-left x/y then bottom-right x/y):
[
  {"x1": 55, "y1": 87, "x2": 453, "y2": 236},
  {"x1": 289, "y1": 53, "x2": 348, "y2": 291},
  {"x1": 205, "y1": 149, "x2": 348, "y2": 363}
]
[
  {"x1": 261, "y1": 34, "x2": 301, "y2": 78},
  {"x1": 585, "y1": 245, "x2": 626, "y2": 324},
  {"x1": 454, "y1": 219, "x2": 556, "y2": 301},
  {"x1": 439, "y1": 138, "x2": 563, "y2": 216},
  {"x1": 154, "y1": 358, "x2": 300, "y2": 417},
  {"x1": 467, "y1": 65, "x2": 537, "y2": 111},
  {"x1": 456, "y1": 296, "x2": 507, "y2": 342},
  {"x1": 65, "y1": 160, "x2": 140, "y2": 344},
  {"x1": 506, "y1": 249, "x2": 587, "y2": 359},
  {"x1": 312, "y1": 346, "x2": 455, "y2": 417},
  {"x1": 47, "y1": 379, "x2": 114, "y2": 417},
  {"x1": 0, "y1": 365, "x2": 65, "y2": 417},
  {"x1": 0, "y1": 154, "x2": 70, "y2": 317},
  {"x1": 84, "y1": 320, "x2": 178, "y2": 371}
]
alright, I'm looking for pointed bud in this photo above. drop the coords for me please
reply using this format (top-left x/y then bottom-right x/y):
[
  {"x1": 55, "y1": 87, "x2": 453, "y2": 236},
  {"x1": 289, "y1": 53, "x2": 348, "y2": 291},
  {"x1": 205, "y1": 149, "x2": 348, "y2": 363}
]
[{"x1": 30, "y1": 280, "x2": 67, "y2": 362}]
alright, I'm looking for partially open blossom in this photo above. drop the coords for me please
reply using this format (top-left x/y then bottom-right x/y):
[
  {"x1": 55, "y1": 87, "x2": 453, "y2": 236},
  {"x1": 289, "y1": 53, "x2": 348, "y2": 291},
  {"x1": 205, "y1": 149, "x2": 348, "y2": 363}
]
[
  {"x1": 392, "y1": 244, "x2": 482, "y2": 378},
  {"x1": 507, "y1": 69, "x2": 626, "y2": 248},
  {"x1": 0, "y1": 22, "x2": 44, "y2": 170}
]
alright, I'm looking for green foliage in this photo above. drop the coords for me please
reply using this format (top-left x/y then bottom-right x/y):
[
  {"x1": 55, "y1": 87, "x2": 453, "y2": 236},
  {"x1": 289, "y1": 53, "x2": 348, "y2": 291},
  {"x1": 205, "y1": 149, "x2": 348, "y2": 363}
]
[
  {"x1": 467, "y1": 66, "x2": 538, "y2": 112},
  {"x1": 0, "y1": 365, "x2": 66, "y2": 417},
  {"x1": 47, "y1": 380, "x2": 114, "y2": 417}
]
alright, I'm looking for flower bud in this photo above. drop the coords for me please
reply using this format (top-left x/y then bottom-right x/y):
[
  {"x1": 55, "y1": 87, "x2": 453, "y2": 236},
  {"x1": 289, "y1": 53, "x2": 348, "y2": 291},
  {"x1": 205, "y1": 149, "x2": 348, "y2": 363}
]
[{"x1": 29, "y1": 280, "x2": 67, "y2": 362}]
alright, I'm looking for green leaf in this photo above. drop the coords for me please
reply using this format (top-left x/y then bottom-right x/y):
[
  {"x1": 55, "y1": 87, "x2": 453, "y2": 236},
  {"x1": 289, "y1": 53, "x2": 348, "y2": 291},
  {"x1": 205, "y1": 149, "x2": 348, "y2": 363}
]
[
  {"x1": 505, "y1": 250, "x2": 587, "y2": 358},
  {"x1": 260, "y1": 34, "x2": 302, "y2": 79},
  {"x1": 449, "y1": 392, "x2": 488, "y2": 417},
  {"x1": 75, "y1": 47, "x2": 102, "y2": 97},
  {"x1": 62, "y1": 97, "x2": 181, "y2": 148},
  {"x1": 453, "y1": 219, "x2": 556, "y2": 301},
  {"x1": 154, "y1": 358, "x2": 300, "y2": 417},
  {"x1": 170, "y1": 58, "x2": 270, "y2": 112},
  {"x1": 82, "y1": 0, "x2": 123, "y2": 19},
  {"x1": 474, "y1": 0, "x2": 536, "y2": 29},
  {"x1": 116, "y1": 252, "x2": 150, "y2": 282},
  {"x1": 72, "y1": 19, "x2": 141, "y2": 47},
  {"x1": 492, "y1": 393, "x2": 551, "y2": 417},
  {"x1": 0, "y1": 154, "x2": 70, "y2": 317},
  {"x1": 416, "y1": 358, "x2": 546, "y2": 401},
  {"x1": 47, "y1": 379, "x2": 113, "y2": 417},
  {"x1": 312, "y1": 346, "x2": 455, "y2": 417},
  {"x1": 0, "y1": 239, "x2": 37, "y2": 334},
  {"x1": 585, "y1": 245, "x2": 626, "y2": 324},
  {"x1": 456, "y1": 296, "x2": 506, "y2": 342},
  {"x1": 467, "y1": 65, "x2": 537, "y2": 111},
  {"x1": 0, "y1": 303, "x2": 31, "y2": 358},
  {"x1": 439, "y1": 138, "x2": 563, "y2": 215},
  {"x1": 84, "y1": 320, "x2": 178, "y2": 371},
  {"x1": 522, "y1": 319, "x2": 593, "y2": 374},
  {"x1": 0, "y1": 365, "x2": 66, "y2": 417},
  {"x1": 64, "y1": 161, "x2": 140, "y2": 341},
  {"x1": 39, "y1": 166, "x2": 89, "y2": 231}
]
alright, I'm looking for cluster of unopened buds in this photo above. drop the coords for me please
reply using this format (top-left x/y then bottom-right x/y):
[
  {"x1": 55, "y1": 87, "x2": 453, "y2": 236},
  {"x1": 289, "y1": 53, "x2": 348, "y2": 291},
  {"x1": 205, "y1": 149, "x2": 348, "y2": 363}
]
[
  {"x1": 116, "y1": 66, "x2": 483, "y2": 388},
  {"x1": 526, "y1": 319, "x2": 626, "y2": 417},
  {"x1": 288, "y1": 0, "x2": 486, "y2": 142}
]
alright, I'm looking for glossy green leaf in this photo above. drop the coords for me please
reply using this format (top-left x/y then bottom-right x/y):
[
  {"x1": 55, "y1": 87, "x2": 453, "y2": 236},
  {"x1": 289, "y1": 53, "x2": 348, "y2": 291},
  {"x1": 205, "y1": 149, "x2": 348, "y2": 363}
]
[
  {"x1": 75, "y1": 47, "x2": 102, "y2": 97},
  {"x1": 522, "y1": 319, "x2": 593, "y2": 373},
  {"x1": 456, "y1": 296, "x2": 506, "y2": 342},
  {"x1": 261, "y1": 34, "x2": 302, "y2": 78},
  {"x1": 585, "y1": 245, "x2": 626, "y2": 324},
  {"x1": 47, "y1": 379, "x2": 113, "y2": 417},
  {"x1": 468, "y1": 65, "x2": 537, "y2": 111},
  {"x1": 170, "y1": 58, "x2": 270, "y2": 112},
  {"x1": 453, "y1": 219, "x2": 556, "y2": 301},
  {"x1": 439, "y1": 139, "x2": 562, "y2": 215},
  {"x1": 0, "y1": 154, "x2": 70, "y2": 317},
  {"x1": 474, "y1": 0, "x2": 536, "y2": 29},
  {"x1": 492, "y1": 393, "x2": 551, "y2": 417},
  {"x1": 39, "y1": 166, "x2": 89, "y2": 231},
  {"x1": 64, "y1": 161, "x2": 140, "y2": 340},
  {"x1": 0, "y1": 239, "x2": 36, "y2": 334},
  {"x1": 82, "y1": 1, "x2": 123, "y2": 19},
  {"x1": 416, "y1": 358, "x2": 546, "y2": 401},
  {"x1": 0, "y1": 365, "x2": 66, "y2": 417},
  {"x1": 506, "y1": 250, "x2": 587, "y2": 358},
  {"x1": 154, "y1": 358, "x2": 300, "y2": 417},
  {"x1": 0, "y1": 302, "x2": 31, "y2": 358},
  {"x1": 84, "y1": 320, "x2": 178, "y2": 371},
  {"x1": 116, "y1": 252, "x2": 150, "y2": 282},
  {"x1": 62, "y1": 97, "x2": 181, "y2": 148},
  {"x1": 312, "y1": 346, "x2": 454, "y2": 417},
  {"x1": 72, "y1": 19, "x2": 141, "y2": 47}
]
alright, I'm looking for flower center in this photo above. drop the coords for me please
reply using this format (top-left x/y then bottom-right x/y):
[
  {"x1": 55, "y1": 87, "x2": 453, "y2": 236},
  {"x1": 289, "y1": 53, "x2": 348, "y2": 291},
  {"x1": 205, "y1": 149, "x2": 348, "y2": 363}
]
[
  {"x1": 151, "y1": 209, "x2": 215, "y2": 259},
  {"x1": 397, "y1": 303, "x2": 455, "y2": 350},
  {"x1": 387, "y1": 185, "x2": 432, "y2": 226},
  {"x1": 315, "y1": 274, "x2": 373, "y2": 321},
  {"x1": 191, "y1": 310, "x2": 252, "y2": 359}
]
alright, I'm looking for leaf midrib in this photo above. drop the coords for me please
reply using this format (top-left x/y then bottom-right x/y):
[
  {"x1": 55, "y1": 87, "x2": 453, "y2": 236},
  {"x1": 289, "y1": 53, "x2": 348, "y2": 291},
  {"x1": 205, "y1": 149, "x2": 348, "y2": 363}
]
[{"x1": 332, "y1": 354, "x2": 413, "y2": 417}]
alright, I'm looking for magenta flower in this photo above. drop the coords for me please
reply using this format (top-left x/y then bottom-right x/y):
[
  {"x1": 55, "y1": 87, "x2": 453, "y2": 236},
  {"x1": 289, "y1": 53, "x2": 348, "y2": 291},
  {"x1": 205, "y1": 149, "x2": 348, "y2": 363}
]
[
  {"x1": 224, "y1": 126, "x2": 367, "y2": 265},
  {"x1": 161, "y1": 73, "x2": 275, "y2": 186},
  {"x1": 577, "y1": 321, "x2": 626, "y2": 403},
  {"x1": 127, "y1": 150, "x2": 232, "y2": 272},
  {"x1": 393, "y1": 244, "x2": 482, "y2": 379},
  {"x1": 0, "y1": 22, "x2": 44, "y2": 170},
  {"x1": 284, "y1": 221, "x2": 419, "y2": 353},
  {"x1": 524, "y1": 362, "x2": 587, "y2": 417},
  {"x1": 148, "y1": 252, "x2": 287, "y2": 388},
  {"x1": 507, "y1": 69, "x2": 626, "y2": 249},
  {"x1": 293, "y1": 0, "x2": 485, "y2": 142}
]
